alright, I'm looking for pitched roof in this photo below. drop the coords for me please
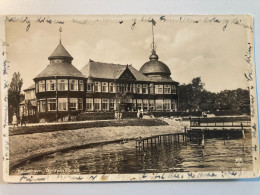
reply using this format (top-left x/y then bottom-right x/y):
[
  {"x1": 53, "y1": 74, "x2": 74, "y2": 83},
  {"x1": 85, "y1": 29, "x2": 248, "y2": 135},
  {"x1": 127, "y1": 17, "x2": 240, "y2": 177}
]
[
  {"x1": 24, "y1": 84, "x2": 35, "y2": 91},
  {"x1": 48, "y1": 42, "x2": 73, "y2": 60},
  {"x1": 80, "y1": 61, "x2": 150, "y2": 81},
  {"x1": 34, "y1": 62, "x2": 85, "y2": 79}
]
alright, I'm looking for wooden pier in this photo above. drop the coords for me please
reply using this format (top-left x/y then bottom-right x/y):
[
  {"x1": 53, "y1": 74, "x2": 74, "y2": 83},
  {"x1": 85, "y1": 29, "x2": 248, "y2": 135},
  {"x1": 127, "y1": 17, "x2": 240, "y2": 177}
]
[{"x1": 136, "y1": 117, "x2": 251, "y2": 151}]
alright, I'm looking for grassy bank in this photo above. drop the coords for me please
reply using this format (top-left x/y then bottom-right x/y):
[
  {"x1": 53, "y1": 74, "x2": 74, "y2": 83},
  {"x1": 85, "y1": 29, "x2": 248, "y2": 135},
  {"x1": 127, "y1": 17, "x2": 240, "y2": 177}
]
[{"x1": 9, "y1": 119, "x2": 168, "y2": 136}]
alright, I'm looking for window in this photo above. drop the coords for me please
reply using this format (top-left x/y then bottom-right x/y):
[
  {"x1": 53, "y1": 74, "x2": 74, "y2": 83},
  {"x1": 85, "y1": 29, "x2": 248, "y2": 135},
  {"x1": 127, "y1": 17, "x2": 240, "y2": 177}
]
[
  {"x1": 172, "y1": 85, "x2": 177, "y2": 94},
  {"x1": 69, "y1": 98, "x2": 78, "y2": 111},
  {"x1": 94, "y1": 99, "x2": 101, "y2": 110},
  {"x1": 137, "y1": 84, "x2": 142, "y2": 94},
  {"x1": 132, "y1": 84, "x2": 136, "y2": 93},
  {"x1": 171, "y1": 100, "x2": 177, "y2": 111},
  {"x1": 149, "y1": 99, "x2": 155, "y2": 110},
  {"x1": 94, "y1": 82, "x2": 101, "y2": 92},
  {"x1": 137, "y1": 99, "x2": 142, "y2": 109},
  {"x1": 79, "y1": 80, "x2": 84, "y2": 91},
  {"x1": 143, "y1": 99, "x2": 148, "y2": 110},
  {"x1": 58, "y1": 98, "x2": 68, "y2": 111},
  {"x1": 155, "y1": 85, "x2": 163, "y2": 94},
  {"x1": 38, "y1": 80, "x2": 45, "y2": 92},
  {"x1": 47, "y1": 99, "x2": 56, "y2": 111},
  {"x1": 123, "y1": 84, "x2": 128, "y2": 92},
  {"x1": 130, "y1": 84, "x2": 133, "y2": 92},
  {"x1": 109, "y1": 99, "x2": 115, "y2": 110},
  {"x1": 86, "y1": 98, "x2": 93, "y2": 111},
  {"x1": 164, "y1": 85, "x2": 171, "y2": 94},
  {"x1": 164, "y1": 99, "x2": 171, "y2": 110},
  {"x1": 78, "y1": 98, "x2": 83, "y2": 110},
  {"x1": 143, "y1": 84, "x2": 148, "y2": 94},
  {"x1": 87, "y1": 84, "x2": 93, "y2": 92},
  {"x1": 149, "y1": 84, "x2": 155, "y2": 94},
  {"x1": 38, "y1": 99, "x2": 46, "y2": 112},
  {"x1": 102, "y1": 82, "x2": 108, "y2": 92},
  {"x1": 102, "y1": 99, "x2": 109, "y2": 111},
  {"x1": 109, "y1": 82, "x2": 116, "y2": 93},
  {"x1": 155, "y1": 99, "x2": 163, "y2": 110},
  {"x1": 36, "y1": 83, "x2": 39, "y2": 93},
  {"x1": 58, "y1": 79, "x2": 68, "y2": 91},
  {"x1": 116, "y1": 83, "x2": 121, "y2": 92},
  {"x1": 69, "y1": 79, "x2": 78, "y2": 91},
  {"x1": 46, "y1": 80, "x2": 56, "y2": 91}
]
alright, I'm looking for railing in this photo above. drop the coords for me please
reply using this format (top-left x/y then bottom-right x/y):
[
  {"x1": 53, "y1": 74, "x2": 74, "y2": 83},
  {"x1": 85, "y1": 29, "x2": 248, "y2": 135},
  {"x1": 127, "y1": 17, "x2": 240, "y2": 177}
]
[{"x1": 190, "y1": 117, "x2": 251, "y2": 128}]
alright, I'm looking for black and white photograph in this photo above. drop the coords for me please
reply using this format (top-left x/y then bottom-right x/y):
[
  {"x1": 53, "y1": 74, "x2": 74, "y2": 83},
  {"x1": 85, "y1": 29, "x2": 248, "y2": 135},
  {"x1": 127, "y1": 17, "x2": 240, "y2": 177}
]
[{"x1": 1, "y1": 15, "x2": 258, "y2": 182}]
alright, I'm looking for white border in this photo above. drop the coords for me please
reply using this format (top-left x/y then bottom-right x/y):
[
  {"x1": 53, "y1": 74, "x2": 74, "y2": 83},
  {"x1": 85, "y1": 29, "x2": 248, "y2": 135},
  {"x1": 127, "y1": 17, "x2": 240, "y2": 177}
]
[{"x1": 1, "y1": 15, "x2": 259, "y2": 183}]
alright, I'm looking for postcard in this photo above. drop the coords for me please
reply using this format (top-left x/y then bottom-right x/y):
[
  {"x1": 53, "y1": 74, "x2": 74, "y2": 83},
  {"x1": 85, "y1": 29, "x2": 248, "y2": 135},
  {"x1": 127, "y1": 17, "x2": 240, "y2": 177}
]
[{"x1": 1, "y1": 15, "x2": 258, "y2": 182}]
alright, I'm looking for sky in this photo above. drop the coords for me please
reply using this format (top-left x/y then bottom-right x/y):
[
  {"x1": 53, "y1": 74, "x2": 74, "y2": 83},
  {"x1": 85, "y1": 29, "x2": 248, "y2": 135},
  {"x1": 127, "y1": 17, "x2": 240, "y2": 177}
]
[{"x1": 5, "y1": 15, "x2": 252, "y2": 92}]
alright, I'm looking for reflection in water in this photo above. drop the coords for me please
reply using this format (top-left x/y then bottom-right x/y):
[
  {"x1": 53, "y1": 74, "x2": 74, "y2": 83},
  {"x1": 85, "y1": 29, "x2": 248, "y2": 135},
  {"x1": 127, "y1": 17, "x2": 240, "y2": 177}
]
[{"x1": 11, "y1": 134, "x2": 253, "y2": 175}]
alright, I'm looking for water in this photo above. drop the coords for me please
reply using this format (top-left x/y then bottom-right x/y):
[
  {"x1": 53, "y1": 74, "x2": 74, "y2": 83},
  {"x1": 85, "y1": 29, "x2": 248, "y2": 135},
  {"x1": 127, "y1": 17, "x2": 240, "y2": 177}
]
[{"x1": 11, "y1": 134, "x2": 253, "y2": 175}]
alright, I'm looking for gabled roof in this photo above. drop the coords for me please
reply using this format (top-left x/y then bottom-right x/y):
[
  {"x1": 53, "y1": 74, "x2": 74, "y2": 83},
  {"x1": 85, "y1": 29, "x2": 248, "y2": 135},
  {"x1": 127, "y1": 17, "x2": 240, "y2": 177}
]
[
  {"x1": 81, "y1": 61, "x2": 147, "y2": 81},
  {"x1": 48, "y1": 42, "x2": 73, "y2": 60},
  {"x1": 24, "y1": 84, "x2": 35, "y2": 91},
  {"x1": 34, "y1": 62, "x2": 85, "y2": 79}
]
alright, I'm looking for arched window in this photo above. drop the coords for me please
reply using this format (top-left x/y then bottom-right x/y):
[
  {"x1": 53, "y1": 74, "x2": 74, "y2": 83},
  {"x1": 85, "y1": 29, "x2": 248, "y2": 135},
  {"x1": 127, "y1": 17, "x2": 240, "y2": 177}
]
[
  {"x1": 69, "y1": 79, "x2": 78, "y2": 91},
  {"x1": 58, "y1": 79, "x2": 68, "y2": 91},
  {"x1": 79, "y1": 80, "x2": 84, "y2": 91},
  {"x1": 46, "y1": 80, "x2": 56, "y2": 91}
]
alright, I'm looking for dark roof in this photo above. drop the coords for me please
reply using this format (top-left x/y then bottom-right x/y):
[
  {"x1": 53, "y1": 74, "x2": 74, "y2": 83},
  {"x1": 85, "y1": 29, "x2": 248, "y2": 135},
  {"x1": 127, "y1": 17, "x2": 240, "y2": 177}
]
[
  {"x1": 81, "y1": 61, "x2": 149, "y2": 81},
  {"x1": 140, "y1": 52, "x2": 171, "y2": 76},
  {"x1": 48, "y1": 42, "x2": 73, "y2": 60},
  {"x1": 24, "y1": 84, "x2": 35, "y2": 91},
  {"x1": 34, "y1": 62, "x2": 85, "y2": 79},
  {"x1": 140, "y1": 60, "x2": 171, "y2": 76},
  {"x1": 19, "y1": 100, "x2": 36, "y2": 106}
]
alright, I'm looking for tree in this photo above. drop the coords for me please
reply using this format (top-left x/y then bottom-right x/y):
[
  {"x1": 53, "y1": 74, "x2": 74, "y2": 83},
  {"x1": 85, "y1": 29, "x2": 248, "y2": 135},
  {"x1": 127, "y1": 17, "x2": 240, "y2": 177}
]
[
  {"x1": 178, "y1": 77, "x2": 205, "y2": 112},
  {"x1": 178, "y1": 77, "x2": 250, "y2": 115},
  {"x1": 8, "y1": 72, "x2": 23, "y2": 122},
  {"x1": 115, "y1": 91, "x2": 133, "y2": 120}
]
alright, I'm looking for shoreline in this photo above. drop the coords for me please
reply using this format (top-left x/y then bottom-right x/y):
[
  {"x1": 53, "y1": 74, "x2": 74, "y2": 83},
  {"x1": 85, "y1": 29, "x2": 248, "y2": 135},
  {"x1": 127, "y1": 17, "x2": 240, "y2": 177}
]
[{"x1": 9, "y1": 120, "x2": 185, "y2": 172}]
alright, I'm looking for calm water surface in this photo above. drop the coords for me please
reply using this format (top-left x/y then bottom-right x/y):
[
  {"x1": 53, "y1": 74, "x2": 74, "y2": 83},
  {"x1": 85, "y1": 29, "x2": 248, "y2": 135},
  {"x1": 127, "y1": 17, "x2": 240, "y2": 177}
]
[{"x1": 12, "y1": 134, "x2": 253, "y2": 175}]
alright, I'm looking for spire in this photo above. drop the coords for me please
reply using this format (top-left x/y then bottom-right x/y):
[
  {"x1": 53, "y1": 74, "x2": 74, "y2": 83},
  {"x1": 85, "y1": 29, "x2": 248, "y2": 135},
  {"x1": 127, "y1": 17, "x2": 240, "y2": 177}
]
[
  {"x1": 48, "y1": 27, "x2": 74, "y2": 63},
  {"x1": 149, "y1": 19, "x2": 159, "y2": 61},
  {"x1": 59, "y1": 27, "x2": 62, "y2": 44},
  {"x1": 149, "y1": 18, "x2": 157, "y2": 53}
]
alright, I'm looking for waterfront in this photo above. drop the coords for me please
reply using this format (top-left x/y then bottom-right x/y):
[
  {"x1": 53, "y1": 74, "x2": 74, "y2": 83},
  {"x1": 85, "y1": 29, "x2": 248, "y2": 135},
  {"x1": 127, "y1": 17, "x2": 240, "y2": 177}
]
[{"x1": 11, "y1": 132, "x2": 252, "y2": 175}]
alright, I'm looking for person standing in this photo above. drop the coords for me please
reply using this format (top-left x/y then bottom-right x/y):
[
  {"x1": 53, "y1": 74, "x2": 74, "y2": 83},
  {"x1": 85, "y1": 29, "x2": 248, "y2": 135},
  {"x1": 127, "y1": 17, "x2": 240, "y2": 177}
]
[
  {"x1": 137, "y1": 109, "x2": 140, "y2": 119},
  {"x1": 12, "y1": 112, "x2": 18, "y2": 127}
]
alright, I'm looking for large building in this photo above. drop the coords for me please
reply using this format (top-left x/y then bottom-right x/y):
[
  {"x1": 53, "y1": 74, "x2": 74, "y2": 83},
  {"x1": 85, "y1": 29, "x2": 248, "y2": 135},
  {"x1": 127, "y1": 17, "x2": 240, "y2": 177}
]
[{"x1": 20, "y1": 33, "x2": 179, "y2": 121}]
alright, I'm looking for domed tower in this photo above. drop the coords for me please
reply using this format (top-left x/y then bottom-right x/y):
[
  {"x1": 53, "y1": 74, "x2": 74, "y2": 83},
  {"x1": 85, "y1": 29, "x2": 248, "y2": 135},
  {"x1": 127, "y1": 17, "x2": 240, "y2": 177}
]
[
  {"x1": 33, "y1": 29, "x2": 85, "y2": 122},
  {"x1": 139, "y1": 22, "x2": 178, "y2": 112},
  {"x1": 139, "y1": 23, "x2": 172, "y2": 81},
  {"x1": 139, "y1": 50, "x2": 171, "y2": 80}
]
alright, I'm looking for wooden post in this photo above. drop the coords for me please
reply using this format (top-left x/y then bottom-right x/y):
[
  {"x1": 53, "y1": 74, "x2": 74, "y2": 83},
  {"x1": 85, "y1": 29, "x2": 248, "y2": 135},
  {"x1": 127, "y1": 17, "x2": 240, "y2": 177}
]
[{"x1": 241, "y1": 123, "x2": 245, "y2": 139}]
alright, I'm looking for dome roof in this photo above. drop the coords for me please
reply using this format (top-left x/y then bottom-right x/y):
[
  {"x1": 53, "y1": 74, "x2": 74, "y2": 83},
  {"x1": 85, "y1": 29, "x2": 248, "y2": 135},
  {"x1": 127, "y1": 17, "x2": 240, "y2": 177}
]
[
  {"x1": 48, "y1": 42, "x2": 73, "y2": 61},
  {"x1": 139, "y1": 51, "x2": 171, "y2": 76}
]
